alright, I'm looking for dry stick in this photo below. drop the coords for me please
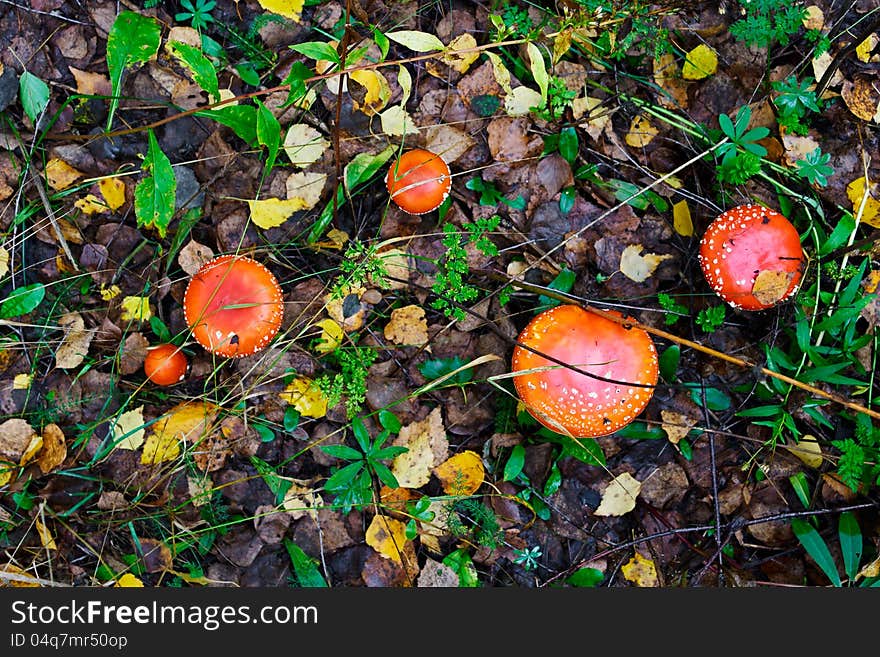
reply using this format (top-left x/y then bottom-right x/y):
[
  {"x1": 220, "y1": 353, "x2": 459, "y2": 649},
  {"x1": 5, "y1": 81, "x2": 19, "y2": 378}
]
[{"x1": 500, "y1": 276, "x2": 880, "y2": 421}]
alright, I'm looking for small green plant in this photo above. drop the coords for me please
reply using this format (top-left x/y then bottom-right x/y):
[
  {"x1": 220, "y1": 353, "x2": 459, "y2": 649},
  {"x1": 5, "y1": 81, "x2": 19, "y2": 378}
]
[
  {"x1": 716, "y1": 105, "x2": 769, "y2": 184},
  {"x1": 444, "y1": 497, "x2": 503, "y2": 549},
  {"x1": 317, "y1": 345, "x2": 378, "y2": 418},
  {"x1": 695, "y1": 305, "x2": 726, "y2": 332},
  {"x1": 321, "y1": 413, "x2": 407, "y2": 513},
  {"x1": 729, "y1": 0, "x2": 807, "y2": 49},
  {"x1": 531, "y1": 75, "x2": 578, "y2": 122},
  {"x1": 512, "y1": 545, "x2": 543, "y2": 571},
  {"x1": 175, "y1": 0, "x2": 216, "y2": 30},
  {"x1": 465, "y1": 177, "x2": 525, "y2": 210},
  {"x1": 791, "y1": 511, "x2": 878, "y2": 587},
  {"x1": 657, "y1": 292, "x2": 688, "y2": 326},
  {"x1": 772, "y1": 75, "x2": 823, "y2": 135},
  {"x1": 795, "y1": 147, "x2": 834, "y2": 187}
]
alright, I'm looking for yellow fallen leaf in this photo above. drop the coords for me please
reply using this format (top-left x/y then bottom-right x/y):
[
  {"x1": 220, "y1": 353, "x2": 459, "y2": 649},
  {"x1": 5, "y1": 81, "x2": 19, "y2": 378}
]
[
  {"x1": 619, "y1": 244, "x2": 673, "y2": 282},
  {"x1": 625, "y1": 115, "x2": 658, "y2": 148},
  {"x1": 380, "y1": 105, "x2": 420, "y2": 136},
  {"x1": 313, "y1": 318, "x2": 343, "y2": 354},
  {"x1": 279, "y1": 377, "x2": 328, "y2": 418},
  {"x1": 365, "y1": 515, "x2": 409, "y2": 563},
  {"x1": 391, "y1": 407, "x2": 449, "y2": 489},
  {"x1": 113, "y1": 406, "x2": 146, "y2": 451},
  {"x1": 0, "y1": 563, "x2": 41, "y2": 587},
  {"x1": 802, "y1": 5, "x2": 824, "y2": 31},
  {"x1": 672, "y1": 200, "x2": 693, "y2": 237},
  {"x1": 0, "y1": 245, "x2": 8, "y2": 278},
  {"x1": 433, "y1": 450, "x2": 484, "y2": 495},
  {"x1": 114, "y1": 573, "x2": 144, "y2": 587},
  {"x1": 595, "y1": 472, "x2": 641, "y2": 516},
  {"x1": 0, "y1": 462, "x2": 14, "y2": 486},
  {"x1": 485, "y1": 51, "x2": 512, "y2": 94},
  {"x1": 142, "y1": 401, "x2": 218, "y2": 465},
  {"x1": 283, "y1": 124, "x2": 328, "y2": 169},
  {"x1": 621, "y1": 552, "x2": 658, "y2": 586},
  {"x1": 248, "y1": 197, "x2": 309, "y2": 229},
  {"x1": 841, "y1": 77, "x2": 880, "y2": 122},
  {"x1": 681, "y1": 44, "x2": 717, "y2": 80},
  {"x1": 386, "y1": 30, "x2": 445, "y2": 53},
  {"x1": 13, "y1": 373, "x2": 31, "y2": 390},
  {"x1": 504, "y1": 85, "x2": 543, "y2": 117},
  {"x1": 858, "y1": 554, "x2": 880, "y2": 580},
  {"x1": 256, "y1": 0, "x2": 303, "y2": 22},
  {"x1": 281, "y1": 478, "x2": 322, "y2": 521},
  {"x1": 100, "y1": 284, "x2": 122, "y2": 301},
  {"x1": 44, "y1": 158, "x2": 84, "y2": 191},
  {"x1": 0, "y1": 418, "x2": 36, "y2": 465},
  {"x1": 36, "y1": 521, "x2": 56, "y2": 550},
  {"x1": 19, "y1": 433, "x2": 42, "y2": 468},
  {"x1": 120, "y1": 296, "x2": 152, "y2": 323},
  {"x1": 383, "y1": 305, "x2": 429, "y2": 346},
  {"x1": 439, "y1": 33, "x2": 479, "y2": 73},
  {"x1": 349, "y1": 69, "x2": 391, "y2": 116},
  {"x1": 74, "y1": 194, "x2": 110, "y2": 214},
  {"x1": 846, "y1": 176, "x2": 880, "y2": 228},
  {"x1": 99, "y1": 177, "x2": 126, "y2": 211},
  {"x1": 285, "y1": 171, "x2": 326, "y2": 210},
  {"x1": 785, "y1": 434, "x2": 823, "y2": 468},
  {"x1": 752, "y1": 269, "x2": 796, "y2": 307},
  {"x1": 660, "y1": 409, "x2": 696, "y2": 446},
  {"x1": 54, "y1": 311, "x2": 94, "y2": 370},
  {"x1": 653, "y1": 53, "x2": 688, "y2": 109},
  {"x1": 856, "y1": 34, "x2": 878, "y2": 63},
  {"x1": 36, "y1": 424, "x2": 66, "y2": 474}
]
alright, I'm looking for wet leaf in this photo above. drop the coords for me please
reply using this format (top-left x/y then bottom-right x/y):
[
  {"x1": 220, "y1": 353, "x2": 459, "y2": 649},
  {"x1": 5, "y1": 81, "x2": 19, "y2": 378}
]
[
  {"x1": 594, "y1": 472, "x2": 641, "y2": 516},
  {"x1": 54, "y1": 312, "x2": 94, "y2": 370},
  {"x1": 433, "y1": 450, "x2": 484, "y2": 495},
  {"x1": 365, "y1": 515, "x2": 409, "y2": 562},
  {"x1": 621, "y1": 552, "x2": 658, "y2": 586},
  {"x1": 383, "y1": 305, "x2": 429, "y2": 346},
  {"x1": 619, "y1": 244, "x2": 673, "y2": 282},
  {"x1": 681, "y1": 44, "x2": 717, "y2": 80}
]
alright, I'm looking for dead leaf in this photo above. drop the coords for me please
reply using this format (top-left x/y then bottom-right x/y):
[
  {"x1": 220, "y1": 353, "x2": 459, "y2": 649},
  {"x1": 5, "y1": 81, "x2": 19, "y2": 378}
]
[
  {"x1": 0, "y1": 245, "x2": 8, "y2": 277},
  {"x1": 438, "y1": 33, "x2": 480, "y2": 73},
  {"x1": 98, "y1": 178, "x2": 126, "y2": 211},
  {"x1": 785, "y1": 434, "x2": 823, "y2": 468},
  {"x1": 374, "y1": 248, "x2": 411, "y2": 290},
  {"x1": 424, "y1": 125, "x2": 475, "y2": 165},
  {"x1": 365, "y1": 515, "x2": 409, "y2": 563},
  {"x1": 281, "y1": 479, "x2": 322, "y2": 521},
  {"x1": 312, "y1": 318, "x2": 343, "y2": 354},
  {"x1": 256, "y1": 0, "x2": 303, "y2": 22},
  {"x1": 624, "y1": 115, "x2": 658, "y2": 148},
  {"x1": 841, "y1": 77, "x2": 880, "y2": 122},
  {"x1": 54, "y1": 311, "x2": 94, "y2": 370},
  {"x1": 619, "y1": 244, "x2": 673, "y2": 282},
  {"x1": 74, "y1": 194, "x2": 110, "y2": 214},
  {"x1": 661, "y1": 409, "x2": 696, "y2": 446},
  {"x1": 248, "y1": 197, "x2": 310, "y2": 229},
  {"x1": 137, "y1": 538, "x2": 172, "y2": 573},
  {"x1": 433, "y1": 450, "x2": 484, "y2": 495},
  {"x1": 113, "y1": 406, "x2": 146, "y2": 451},
  {"x1": 653, "y1": 53, "x2": 689, "y2": 109},
  {"x1": 69, "y1": 66, "x2": 111, "y2": 96},
  {"x1": 846, "y1": 176, "x2": 880, "y2": 228},
  {"x1": 391, "y1": 407, "x2": 449, "y2": 489},
  {"x1": 681, "y1": 44, "x2": 717, "y2": 80},
  {"x1": 349, "y1": 69, "x2": 391, "y2": 116},
  {"x1": 0, "y1": 563, "x2": 41, "y2": 587},
  {"x1": 45, "y1": 158, "x2": 84, "y2": 191},
  {"x1": 782, "y1": 132, "x2": 820, "y2": 167},
  {"x1": 672, "y1": 200, "x2": 693, "y2": 237},
  {"x1": 802, "y1": 5, "x2": 824, "y2": 31},
  {"x1": 595, "y1": 472, "x2": 641, "y2": 516},
  {"x1": 12, "y1": 374, "x2": 30, "y2": 390},
  {"x1": 383, "y1": 305, "x2": 429, "y2": 346},
  {"x1": 36, "y1": 521, "x2": 56, "y2": 550},
  {"x1": 752, "y1": 270, "x2": 796, "y2": 307},
  {"x1": 283, "y1": 124, "x2": 328, "y2": 169},
  {"x1": 120, "y1": 296, "x2": 152, "y2": 323},
  {"x1": 114, "y1": 573, "x2": 144, "y2": 587},
  {"x1": 621, "y1": 552, "x2": 659, "y2": 586},
  {"x1": 187, "y1": 475, "x2": 213, "y2": 507},
  {"x1": 279, "y1": 377, "x2": 328, "y2": 418},
  {"x1": 19, "y1": 434, "x2": 43, "y2": 467},
  {"x1": 0, "y1": 418, "x2": 37, "y2": 464},
  {"x1": 417, "y1": 557, "x2": 459, "y2": 587},
  {"x1": 177, "y1": 239, "x2": 214, "y2": 276},
  {"x1": 119, "y1": 332, "x2": 149, "y2": 375},
  {"x1": 380, "y1": 105, "x2": 419, "y2": 136},
  {"x1": 856, "y1": 34, "x2": 878, "y2": 63},
  {"x1": 811, "y1": 51, "x2": 844, "y2": 89},
  {"x1": 285, "y1": 171, "x2": 326, "y2": 210},
  {"x1": 142, "y1": 401, "x2": 218, "y2": 465},
  {"x1": 35, "y1": 424, "x2": 66, "y2": 474}
]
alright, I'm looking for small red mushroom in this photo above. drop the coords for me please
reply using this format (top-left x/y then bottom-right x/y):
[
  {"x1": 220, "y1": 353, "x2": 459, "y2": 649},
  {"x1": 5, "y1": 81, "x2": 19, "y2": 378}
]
[
  {"x1": 511, "y1": 305, "x2": 659, "y2": 438},
  {"x1": 385, "y1": 148, "x2": 451, "y2": 215},
  {"x1": 143, "y1": 343, "x2": 188, "y2": 386},
  {"x1": 698, "y1": 204, "x2": 805, "y2": 311},
  {"x1": 183, "y1": 254, "x2": 284, "y2": 358}
]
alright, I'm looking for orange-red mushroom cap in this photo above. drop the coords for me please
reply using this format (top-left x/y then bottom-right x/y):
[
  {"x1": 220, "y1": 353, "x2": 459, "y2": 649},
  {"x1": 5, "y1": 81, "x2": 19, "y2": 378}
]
[
  {"x1": 183, "y1": 255, "x2": 284, "y2": 358},
  {"x1": 511, "y1": 305, "x2": 659, "y2": 438},
  {"x1": 143, "y1": 343, "x2": 188, "y2": 386},
  {"x1": 698, "y1": 204, "x2": 805, "y2": 311},
  {"x1": 386, "y1": 148, "x2": 451, "y2": 215}
]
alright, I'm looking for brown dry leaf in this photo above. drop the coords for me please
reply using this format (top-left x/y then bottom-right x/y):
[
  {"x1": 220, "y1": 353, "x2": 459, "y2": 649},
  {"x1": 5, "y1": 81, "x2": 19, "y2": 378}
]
[
  {"x1": 45, "y1": 158, "x2": 84, "y2": 191},
  {"x1": 98, "y1": 491, "x2": 128, "y2": 510},
  {"x1": 661, "y1": 409, "x2": 696, "y2": 446},
  {"x1": 113, "y1": 406, "x2": 146, "y2": 451},
  {"x1": 177, "y1": 239, "x2": 214, "y2": 276},
  {"x1": 802, "y1": 5, "x2": 824, "y2": 31},
  {"x1": 36, "y1": 423, "x2": 66, "y2": 474},
  {"x1": 857, "y1": 555, "x2": 880, "y2": 580},
  {"x1": 281, "y1": 478, "x2": 322, "y2": 521},
  {"x1": 621, "y1": 552, "x2": 659, "y2": 586},
  {"x1": 69, "y1": 66, "x2": 111, "y2": 96},
  {"x1": 417, "y1": 557, "x2": 459, "y2": 587},
  {"x1": 841, "y1": 77, "x2": 880, "y2": 122},
  {"x1": 324, "y1": 285, "x2": 367, "y2": 332},
  {"x1": 424, "y1": 125, "x2": 475, "y2": 165},
  {"x1": 142, "y1": 401, "x2": 219, "y2": 465},
  {"x1": 391, "y1": 407, "x2": 449, "y2": 489},
  {"x1": 845, "y1": 176, "x2": 880, "y2": 227},
  {"x1": 54, "y1": 311, "x2": 94, "y2": 370},
  {"x1": 0, "y1": 418, "x2": 37, "y2": 464},
  {"x1": 572, "y1": 96, "x2": 612, "y2": 140},
  {"x1": 782, "y1": 132, "x2": 821, "y2": 167},
  {"x1": 752, "y1": 270, "x2": 796, "y2": 307},
  {"x1": 119, "y1": 332, "x2": 149, "y2": 375},
  {"x1": 285, "y1": 171, "x2": 326, "y2": 209},
  {"x1": 672, "y1": 200, "x2": 693, "y2": 237},
  {"x1": 811, "y1": 51, "x2": 844, "y2": 89},
  {"x1": 138, "y1": 538, "x2": 173, "y2": 573},
  {"x1": 619, "y1": 244, "x2": 673, "y2": 282},
  {"x1": 365, "y1": 515, "x2": 409, "y2": 563},
  {"x1": 785, "y1": 434, "x2": 823, "y2": 468},
  {"x1": 279, "y1": 377, "x2": 328, "y2": 418},
  {"x1": 594, "y1": 472, "x2": 641, "y2": 517},
  {"x1": 433, "y1": 450, "x2": 484, "y2": 495},
  {"x1": 0, "y1": 245, "x2": 8, "y2": 278},
  {"x1": 383, "y1": 305, "x2": 429, "y2": 346},
  {"x1": 653, "y1": 53, "x2": 689, "y2": 109},
  {"x1": 36, "y1": 521, "x2": 57, "y2": 550},
  {"x1": 624, "y1": 115, "x2": 658, "y2": 148},
  {"x1": 0, "y1": 564, "x2": 41, "y2": 587}
]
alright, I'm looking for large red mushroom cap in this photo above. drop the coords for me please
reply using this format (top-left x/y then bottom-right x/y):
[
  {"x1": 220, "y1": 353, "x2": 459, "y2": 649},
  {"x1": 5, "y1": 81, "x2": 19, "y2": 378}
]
[
  {"x1": 698, "y1": 204, "x2": 805, "y2": 311},
  {"x1": 183, "y1": 254, "x2": 284, "y2": 358},
  {"x1": 386, "y1": 148, "x2": 451, "y2": 215},
  {"x1": 511, "y1": 305, "x2": 659, "y2": 438}
]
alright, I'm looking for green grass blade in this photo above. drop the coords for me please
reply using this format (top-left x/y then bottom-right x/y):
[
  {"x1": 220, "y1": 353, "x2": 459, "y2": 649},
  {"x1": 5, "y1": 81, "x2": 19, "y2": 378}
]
[
  {"x1": 838, "y1": 512, "x2": 862, "y2": 583},
  {"x1": 791, "y1": 518, "x2": 841, "y2": 586}
]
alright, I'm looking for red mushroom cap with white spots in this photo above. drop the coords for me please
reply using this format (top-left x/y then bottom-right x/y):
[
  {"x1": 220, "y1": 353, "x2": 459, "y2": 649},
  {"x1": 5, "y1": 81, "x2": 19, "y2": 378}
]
[
  {"x1": 698, "y1": 204, "x2": 805, "y2": 311},
  {"x1": 511, "y1": 305, "x2": 659, "y2": 438},
  {"x1": 183, "y1": 255, "x2": 284, "y2": 358},
  {"x1": 386, "y1": 148, "x2": 451, "y2": 215}
]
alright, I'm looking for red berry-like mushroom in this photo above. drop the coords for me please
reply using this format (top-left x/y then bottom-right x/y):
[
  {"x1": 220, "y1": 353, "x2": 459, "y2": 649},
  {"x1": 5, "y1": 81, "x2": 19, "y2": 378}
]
[
  {"x1": 183, "y1": 255, "x2": 284, "y2": 358},
  {"x1": 511, "y1": 305, "x2": 659, "y2": 438},
  {"x1": 143, "y1": 343, "x2": 188, "y2": 386},
  {"x1": 698, "y1": 204, "x2": 805, "y2": 311},
  {"x1": 385, "y1": 148, "x2": 451, "y2": 215}
]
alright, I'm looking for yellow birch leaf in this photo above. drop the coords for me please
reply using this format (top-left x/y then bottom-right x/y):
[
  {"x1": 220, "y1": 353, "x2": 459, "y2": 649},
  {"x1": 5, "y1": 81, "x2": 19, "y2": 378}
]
[
  {"x1": 36, "y1": 423, "x2": 67, "y2": 474},
  {"x1": 36, "y1": 521, "x2": 56, "y2": 550},
  {"x1": 380, "y1": 105, "x2": 420, "y2": 136},
  {"x1": 785, "y1": 434, "x2": 823, "y2": 468},
  {"x1": 120, "y1": 296, "x2": 152, "y2": 322},
  {"x1": 0, "y1": 245, "x2": 8, "y2": 278},
  {"x1": 313, "y1": 318, "x2": 343, "y2": 354},
  {"x1": 619, "y1": 244, "x2": 673, "y2": 282},
  {"x1": 439, "y1": 33, "x2": 479, "y2": 73},
  {"x1": 653, "y1": 53, "x2": 689, "y2": 109},
  {"x1": 349, "y1": 69, "x2": 391, "y2": 115},
  {"x1": 383, "y1": 304, "x2": 429, "y2": 346},
  {"x1": 673, "y1": 200, "x2": 693, "y2": 237},
  {"x1": 142, "y1": 401, "x2": 218, "y2": 465},
  {"x1": 113, "y1": 406, "x2": 146, "y2": 451},
  {"x1": 752, "y1": 270, "x2": 796, "y2": 307},
  {"x1": 0, "y1": 463, "x2": 13, "y2": 486},
  {"x1": 625, "y1": 115, "x2": 658, "y2": 148},
  {"x1": 433, "y1": 450, "x2": 484, "y2": 495},
  {"x1": 114, "y1": 573, "x2": 144, "y2": 587},
  {"x1": 391, "y1": 407, "x2": 449, "y2": 489},
  {"x1": 279, "y1": 377, "x2": 327, "y2": 418},
  {"x1": 13, "y1": 373, "x2": 31, "y2": 390},
  {"x1": 621, "y1": 552, "x2": 659, "y2": 586},
  {"x1": 856, "y1": 34, "x2": 878, "y2": 63},
  {"x1": 553, "y1": 29, "x2": 573, "y2": 65},
  {"x1": 44, "y1": 158, "x2": 84, "y2": 191},
  {"x1": 100, "y1": 284, "x2": 122, "y2": 301},
  {"x1": 595, "y1": 472, "x2": 641, "y2": 517},
  {"x1": 845, "y1": 176, "x2": 880, "y2": 227},
  {"x1": 256, "y1": 0, "x2": 304, "y2": 22},
  {"x1": 365, "y1": 515, "x2": 409, "y2": 563},
  {"x1": 55, "y1": 311, "x2": 95, "y2": 370},
  {"x1": 681, "y1": 44, "x2": 717, "y2": 80},
  {"x1": 99, "y1": 177, "x2": 126, "y2": 210},
  {"x1": 141, "y1": 429, "x2": 180, "y2": 465},
  {"x1": 248, "y1": 197, "x2": 309, "y2": 229},
  {"x1": 74, "y1": 194, "x2": 109, "y2": 214},
  {"x1": 19, "y1": 434, "x2": 43, "y2": 466},
  {"x1": 0, "y1": 563, "x2": 41, "y2": 587},
  {"x1": 285, "y1": 171, "x2": 327, "y2": 210},
  {"x1": 283, "y1": 124, "x2": 329, "y2": 169}
]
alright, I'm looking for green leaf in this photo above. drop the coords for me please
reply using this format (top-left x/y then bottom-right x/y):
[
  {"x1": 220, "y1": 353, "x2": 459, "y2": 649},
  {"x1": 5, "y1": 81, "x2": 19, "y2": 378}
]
[
  {"x1": 442, "y1": 548, "x2": 479, "y2": 587},
  {"x1": 166, "y1": 41, "x2": 219, "y2": 102},
  {"x1": 371, "y1": 461, "x2": 400, "y2": 489},
  {"x1": 558, "y1": 126, "x2": 578, "y2": 164},
  {"x1": 791, "y1": 518, "x2": 841, "y2": 586},
  {"x1": 325, "y1": 460, "x2": 365, "y2": 490},
  {"x1": 527, "y1": 42, "x2": 549, "y2": 100},
  {"x1": 685, "y1": 383, "x2": 731, "y2": 411},
  {"x1": 503, "y1": 444, "x2": 526, "y2": 482},
  {"x1": 819, "y1": 213, "x2": 855, "y2": 256},
  {"x1": 559, "y1": 186, "x2": 576, "y2": 214},
  {"x1": 378, "y1": 409, "x2": 402, "y2": 434},
  {"x1": 149, "y1": 316, "x2": 171, "y2": 343},
  {"x1": 256, "y1": 99, "x2": 281, "y2": 178},
  {"x1": 134, "y1": 130, "x2": 177, "y2": 238},
  {"x1": 281, "y1": 61, "x2": 312, "y2": 108},
  {"x1": 195, "y1": 105, "x2": 257, "y2": 146},
  {"x1": 788, "y1": 472, "x2": 810, "y2": 509},
  {"x1": 106, "y1": 11, "x2": 161, "y2": 130},
  {"x1": 371, "y1": 445, "x2": 408, "y2": 460},
  {"x1": 537, "y1": 267, "x2": 576, "y2": 310},
  {"x1": 344, "y1": 145, "x2": 396, "y2": 192},
  {"x1": 566, "y1": 567, "x2": 604, "y2": 587},
  {"x1": 373, "y1": 27, "x2": 390, "y2": 60},
  {"x1": 614, "y1": 421, "x2": 666, "y2": 440},
  {"x1": 321, "y1": 444, "x2": 363, "y2": 461},
  {"x1": 289, "y1": 41, "x2": 340, "y2": 64},
  {"x1": 350, "y1": 416, "x2": 371, "y2": 453},
  {"x1": 283, "y1": 406, "x2": 300, "y2": 432},
  {"x1": 418, "y1": 356, "x2": 474, "y2": 386},
  {"x1": 838, "y1": 511, "x2": 862, "y2": 583},
  {"x1": 19, "y1": 71, "x2": 50, "y2": 123},
  {"x1": 235, "y1": 62, "x2": 261, "y2": 87},
  {"x1": 283, "y1": 539, "x2": 328, "y2": 587},
  {"x1": 0, "y1": 283, "x2": 45, "y2": 319},
  {"x1": 659, "y1": 344, "x2": 680, "y2": 382}
]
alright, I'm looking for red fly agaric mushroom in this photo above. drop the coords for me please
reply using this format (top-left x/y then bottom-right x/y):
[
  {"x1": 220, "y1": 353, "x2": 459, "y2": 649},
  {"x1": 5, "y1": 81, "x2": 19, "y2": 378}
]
[
  {"x1": 183, "y1": 254, "x2": 284, "y2": 358},
  {"x1": 511, "y1": 305, "x2": 659, "y2": 438},
  {"x1": 698, "y1": 203, "x2": 805, "y2": 311},
  {"x1": 385, "y1": 148, "x2": 451, "y2": 214},
  {"x1": 143, "y1": 343, "x2": 188, "y2": 386}
]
